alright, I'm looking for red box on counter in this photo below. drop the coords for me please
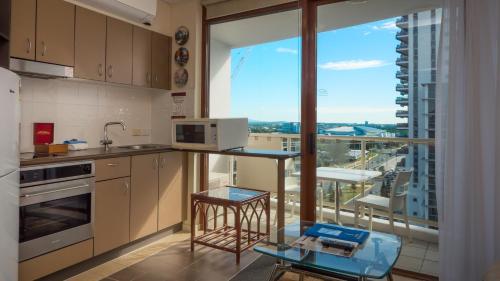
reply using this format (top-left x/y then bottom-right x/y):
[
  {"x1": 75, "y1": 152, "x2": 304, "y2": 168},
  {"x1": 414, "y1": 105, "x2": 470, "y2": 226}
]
[{"x1": 33, "y1": 123, "x2": 54, "y2": 145}]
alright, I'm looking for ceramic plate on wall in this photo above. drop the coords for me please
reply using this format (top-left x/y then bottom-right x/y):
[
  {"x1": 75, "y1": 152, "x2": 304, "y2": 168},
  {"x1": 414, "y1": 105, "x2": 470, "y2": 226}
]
[
  {"x1": 174, "y1": 68, "x2": 188, "y2": 87},
  {"x1": 175, "y1": 47, "x2": 189, "y2": 66},
  {"x1": 175, "y1": 26, "x2": 189, "y2": 45}
]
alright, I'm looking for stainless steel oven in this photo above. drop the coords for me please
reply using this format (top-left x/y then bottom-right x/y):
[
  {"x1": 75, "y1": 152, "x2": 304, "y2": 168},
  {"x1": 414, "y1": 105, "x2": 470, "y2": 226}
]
[{"x1": 19, "y1": 161, "x2": 95, "y2": 261}]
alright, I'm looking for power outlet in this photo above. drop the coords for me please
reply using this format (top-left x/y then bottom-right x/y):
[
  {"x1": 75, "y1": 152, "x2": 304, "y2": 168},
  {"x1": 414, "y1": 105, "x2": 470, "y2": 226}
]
[{"x1": 131, "y1": 129, "x2": 150, "y2": 136}]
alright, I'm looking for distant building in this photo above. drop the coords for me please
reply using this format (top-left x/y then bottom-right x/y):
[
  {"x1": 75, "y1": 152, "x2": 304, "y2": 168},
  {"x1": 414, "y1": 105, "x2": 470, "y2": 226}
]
[
  {"x1": 279, "y1": 122, "x2": 300, "y2": 134},
  {"x1": 395, "y1": 10, "x2": 440, "y2": 221},
  {"x1": 322, "y1": 125, "x2": 394, "y2": 138}
]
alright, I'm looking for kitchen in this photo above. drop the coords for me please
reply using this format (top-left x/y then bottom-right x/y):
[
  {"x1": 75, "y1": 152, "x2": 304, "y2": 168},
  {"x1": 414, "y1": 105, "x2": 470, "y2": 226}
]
[{"x1": 0, "y1": 0, "x2": 203, "y2": 280}]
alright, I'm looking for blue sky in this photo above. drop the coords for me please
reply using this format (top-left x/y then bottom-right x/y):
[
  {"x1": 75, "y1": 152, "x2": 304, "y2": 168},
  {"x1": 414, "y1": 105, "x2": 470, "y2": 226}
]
[{"x1": 228, "y1": 18, "x2": 400, "y2": 124}]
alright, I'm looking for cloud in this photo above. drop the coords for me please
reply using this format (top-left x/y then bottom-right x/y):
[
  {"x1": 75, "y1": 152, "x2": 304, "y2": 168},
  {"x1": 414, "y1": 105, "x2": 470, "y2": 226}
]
[
  {"x1": 318, "y1": 59, "x2": 389, "y2": 70},
  {"x1": 276, "y1": 47, "x2": 298, "y2": 55},
  {"x1": 372, "y1": 21, "x2": 397, "y2": 30},
  {"x1": 363, "y1": 31, "x2": 371, "y2": 36}
]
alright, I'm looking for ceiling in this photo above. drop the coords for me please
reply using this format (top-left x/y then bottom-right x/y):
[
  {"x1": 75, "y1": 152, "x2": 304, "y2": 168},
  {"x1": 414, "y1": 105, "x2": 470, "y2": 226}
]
[{"x1": 210, "y1": 0, "x2": 442, "y2": 49}]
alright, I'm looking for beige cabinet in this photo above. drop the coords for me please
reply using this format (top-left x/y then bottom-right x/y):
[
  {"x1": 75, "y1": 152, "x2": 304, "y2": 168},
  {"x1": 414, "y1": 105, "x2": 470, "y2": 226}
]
[
  {"x1": 130, "y1": 154, "x2": 159, "y2": 241},
  {"x1": 94, "y1": 177, "x2": 131, "y2": 256},
  {"x1": 132, "y1": 26, "x2": 152, "y2": 87},
  {"x1": 10, "y1": 0, "x2": 36, "y2": 60},
  {"x1": 158, "y1": 152, "x2": 184, "y2": 230},
  {"x1": 36, "y1": 0, "x2": 75, "y2": 66},
  {"x1": 75, "y1": 7, "x2": 106, "y2": 81},
  {"x1": 106, "y1": 17, "x2": 133, "y2": 84},
  {"x1": 95, "y1": 157, "x2": 130, "y2": 182},
  {"x1": 151, "y1": 33, "x2": 172, "y2": 90}
]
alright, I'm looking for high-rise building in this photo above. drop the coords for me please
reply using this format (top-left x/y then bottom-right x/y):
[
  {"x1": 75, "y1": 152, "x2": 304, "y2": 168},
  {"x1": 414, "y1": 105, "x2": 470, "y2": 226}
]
[{"x1": 395, "y1": 10, "x2": 441, "y2": 222}]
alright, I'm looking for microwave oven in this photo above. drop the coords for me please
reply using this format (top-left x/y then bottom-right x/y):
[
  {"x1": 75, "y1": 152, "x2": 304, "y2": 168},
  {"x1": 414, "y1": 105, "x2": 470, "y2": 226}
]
[{"x1": 172, "y1": 118, "x2": 248, "y2": 151}]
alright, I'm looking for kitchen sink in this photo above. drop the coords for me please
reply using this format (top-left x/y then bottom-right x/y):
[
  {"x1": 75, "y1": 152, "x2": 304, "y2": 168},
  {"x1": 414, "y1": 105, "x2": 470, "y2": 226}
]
[{"x1": 118, "y1": 144, "x2": 165, "y2": 150}]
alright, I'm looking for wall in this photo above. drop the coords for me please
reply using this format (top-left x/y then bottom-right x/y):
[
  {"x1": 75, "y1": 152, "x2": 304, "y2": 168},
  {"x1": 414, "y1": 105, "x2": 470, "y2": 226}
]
[{"x1": 19, "y1": 78, "x2": 156, "y2": 152}]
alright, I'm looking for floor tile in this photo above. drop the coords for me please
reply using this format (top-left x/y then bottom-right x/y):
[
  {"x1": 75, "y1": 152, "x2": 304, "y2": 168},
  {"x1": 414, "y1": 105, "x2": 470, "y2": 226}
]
[
  {"x1": 401, "y1": 245, "x2": 427, "y2": 259},
  {"x1": 420, "y1": 260, "x2": 439, "y2": 276},
  {"x1": 403, "y1": 238, "x2": 429, "y2": 250},
  {"x1": 395, "y1": 255, "x2": 423, "y2": 272},
  {"x1": 108, "y1": 266, "x2": 147, "y2": 281},
  {"x1": 424, "y1": 249, "x2": 439, "y2": 262}
]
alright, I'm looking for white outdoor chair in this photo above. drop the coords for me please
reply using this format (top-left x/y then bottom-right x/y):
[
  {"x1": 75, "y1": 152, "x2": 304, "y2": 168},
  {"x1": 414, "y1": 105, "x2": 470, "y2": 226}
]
[
  {"x1": 273, "y1": 181, "x2": 324, "y2": 224},
  {"x1": 354, "y1": 170, "x2": 412, "y2": 241}
]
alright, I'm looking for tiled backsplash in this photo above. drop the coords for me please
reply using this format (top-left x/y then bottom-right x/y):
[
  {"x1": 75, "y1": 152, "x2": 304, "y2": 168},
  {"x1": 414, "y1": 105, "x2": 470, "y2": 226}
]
[{"x1": 19, "y1": 78, "x2": 159, "y2": 153}]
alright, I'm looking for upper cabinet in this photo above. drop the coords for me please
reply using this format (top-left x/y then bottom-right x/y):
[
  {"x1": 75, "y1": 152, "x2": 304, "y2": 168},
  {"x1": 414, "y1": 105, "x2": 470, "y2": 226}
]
[
  {"x1": 75, "y1": 7, "x2": 106, "y2": 81},
  {"x1": 106, "y1": 17, "x2": 133, "y2": 84},
  {"x1": 10, "y1": 0, "x2": 36, "y2": 60},
  {"x1": 152, "y1": 33, "x2": 172, "y2": 90},
  {"x1": 36, "y1": 0, "x2": 75, "y2": 66},
  {"x1": 132, "y1": 26, "x2": 152, "y2": 87}
]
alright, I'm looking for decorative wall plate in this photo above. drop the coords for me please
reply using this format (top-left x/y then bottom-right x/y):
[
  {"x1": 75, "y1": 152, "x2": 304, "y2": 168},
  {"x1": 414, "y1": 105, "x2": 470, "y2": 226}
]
[
  {"x1": 175, "y1": 26, "x2": 189, "y2": 45},
  {"x1": 174, "y1": 68, "x2": 188, "y2": 87},
  {"x1": 175, "y1": 47, "x2": 189, "y2": 66}
]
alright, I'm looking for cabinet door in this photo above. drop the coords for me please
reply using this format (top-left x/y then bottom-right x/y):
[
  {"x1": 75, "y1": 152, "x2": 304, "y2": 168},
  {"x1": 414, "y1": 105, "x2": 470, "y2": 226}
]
[
  {"x1": 106, "y1": 17, "x2": 133, "y2": 84},
  {"x1": 151, "y1": 33, "x2": 172, "y2": 90},
  {"x1": 132, "y1": 26, "x2": 152, "y2": 87},
  {"x1": 75, "y1": 7, "x2": 106, "y2": 81},
  {"x1": 36, "y1": 0, "x2": 75, "y2": 66},
  {"x1": 130, "y1": 154, "x2": 159, "y2": 241},
  {"x1": 10, "y1": 0, "x2": 36, "y2": 60},
  {"x1": 94, "y1": 177, "x2": 130, "y2": 256},
  {"x1": 158, "y1": 152, "x2": 184, "y2": 230}
]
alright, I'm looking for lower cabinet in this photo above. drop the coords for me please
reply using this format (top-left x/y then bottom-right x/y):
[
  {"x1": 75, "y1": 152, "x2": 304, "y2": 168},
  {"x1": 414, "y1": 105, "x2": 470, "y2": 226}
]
[
  {"x1": 19, "y1": 239, "x2": 93, "y2": 281},
  {"x1": 158, "y1": 152, "x2": 184, "y2": 230},
  {"x1": 94, "y1": 177, "x2": 131, "y2": 256},
  {"x1": 130, "y1": 154, "x2": 159, "y2": 241}
]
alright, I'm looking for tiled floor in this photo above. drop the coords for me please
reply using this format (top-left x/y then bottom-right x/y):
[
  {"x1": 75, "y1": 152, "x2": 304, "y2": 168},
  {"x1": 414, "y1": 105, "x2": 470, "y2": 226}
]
[
  {"x1": 396, "y1": 238, "x2": 439, "y2": 276},
  {"x1": 65, "y1": 231, "x2": 434, "y2": 281}
]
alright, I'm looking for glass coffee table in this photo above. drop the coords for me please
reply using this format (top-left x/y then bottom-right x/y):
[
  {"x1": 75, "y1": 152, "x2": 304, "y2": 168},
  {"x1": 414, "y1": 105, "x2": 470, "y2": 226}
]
[{"x1": 254, "y1": 221, "x2": 401, "y2": 281}]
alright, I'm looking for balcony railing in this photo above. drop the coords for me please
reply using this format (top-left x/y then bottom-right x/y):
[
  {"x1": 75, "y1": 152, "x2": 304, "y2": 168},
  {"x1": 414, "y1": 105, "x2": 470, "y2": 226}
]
[
  {"x1": 397, "y1": 123, "x2": 409, "y2": 130},
  {"x1": 396, "y1": 70, "x2": 409, "y2": 81},
  {"x1": 396, "y1": 30, "x2": 409, "y2": 42},
  {"x1": 242, "y1": 133, "x2": 437, "y2": 228},
  {"x1": 396, "y1": 83, "x2": 409, "y2": 93},
  {"x1": 396, "y1": 43, "x2": 408, "y2": 54},
  {"x1": 396, "y1": 110, "x2": 409, "y2": 118},
  {"x1": 396, "y1": 97, "x2": 408, "y2": 106},
  {"x1": 396, "y1": 55, "x2": 409, "y2": 66},
  {"x1": 396, "y1": 16, "x2": 408, "y2": 28}
]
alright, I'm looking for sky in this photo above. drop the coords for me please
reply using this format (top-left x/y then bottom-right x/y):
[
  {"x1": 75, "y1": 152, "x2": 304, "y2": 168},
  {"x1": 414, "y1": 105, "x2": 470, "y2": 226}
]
[{"x1": 227, "y1": 17, "x2": 401, "y2": 124}]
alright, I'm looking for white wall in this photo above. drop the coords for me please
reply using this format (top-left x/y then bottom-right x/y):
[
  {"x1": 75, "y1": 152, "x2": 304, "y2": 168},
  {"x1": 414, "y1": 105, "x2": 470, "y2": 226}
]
[{"x1": 19, "y1": 78, "x2": 158, "y2": 152}]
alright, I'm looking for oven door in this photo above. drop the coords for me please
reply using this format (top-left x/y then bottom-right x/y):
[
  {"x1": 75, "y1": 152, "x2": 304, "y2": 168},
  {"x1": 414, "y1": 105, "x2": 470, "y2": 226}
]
[{"x1": 19, "y1": 178, "x2": 94, "y2": 261}]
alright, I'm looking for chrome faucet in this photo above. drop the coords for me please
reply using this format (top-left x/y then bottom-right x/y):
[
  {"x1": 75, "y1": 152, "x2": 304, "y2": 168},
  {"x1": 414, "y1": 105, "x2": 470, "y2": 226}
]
[{"x1": 101, "y1": 121, "x2": 126, "y2": 151}]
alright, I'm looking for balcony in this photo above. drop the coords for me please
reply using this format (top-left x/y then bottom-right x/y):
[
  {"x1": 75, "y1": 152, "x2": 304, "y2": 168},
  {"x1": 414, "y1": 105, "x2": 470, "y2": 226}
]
[
  {"x1": 396, "y1": 43, "x2": 408, "y2": 54},
  {"x1": 396, "y1": 110, "x2": 409, "y2": 118},
  {"x1": 396, "y1": 55, "x2": 408, "y2": 66},
  {"x1": 396, "y1": 16, "x2": 408, "y2": 28},
  {"x1": 396, "y1": 30, "x2": 409, "y2": 42},
  {"x1": 396, "y1": 70, "x2": 409, "y2": 81},
  {"x1": 397, "y1": 123, "x2": 409, "y2": 130},
  {"x1": 396, "y1": 83, "x2": 409, "y2": 93},
  {"x1": 396, "y1": 97, "x2": 409, "y2": 106}
]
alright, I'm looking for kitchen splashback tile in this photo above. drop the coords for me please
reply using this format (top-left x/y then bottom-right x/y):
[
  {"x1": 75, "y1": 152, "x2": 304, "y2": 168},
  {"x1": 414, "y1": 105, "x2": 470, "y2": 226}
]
[{"x1": 19, "y1": 78, "x2": 161, "y2": 153}]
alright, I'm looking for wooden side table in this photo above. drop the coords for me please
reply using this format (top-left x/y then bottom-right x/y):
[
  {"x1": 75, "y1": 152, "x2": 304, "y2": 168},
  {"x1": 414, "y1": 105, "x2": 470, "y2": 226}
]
[{"x1": 191, "y1": 186, "x2": 270, "y2": 263}]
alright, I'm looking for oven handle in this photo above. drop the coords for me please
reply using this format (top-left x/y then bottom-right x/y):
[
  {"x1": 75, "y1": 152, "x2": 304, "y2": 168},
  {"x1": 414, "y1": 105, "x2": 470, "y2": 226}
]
[{"x1": 20, "y1": 184, "x2": 90, "y2": 198}]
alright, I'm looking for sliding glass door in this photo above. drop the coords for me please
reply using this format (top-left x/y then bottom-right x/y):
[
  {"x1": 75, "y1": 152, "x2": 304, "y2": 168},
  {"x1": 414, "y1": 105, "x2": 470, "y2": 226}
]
[{"x1": 207, "y1": 5, "x2": 302, "y2": 226}]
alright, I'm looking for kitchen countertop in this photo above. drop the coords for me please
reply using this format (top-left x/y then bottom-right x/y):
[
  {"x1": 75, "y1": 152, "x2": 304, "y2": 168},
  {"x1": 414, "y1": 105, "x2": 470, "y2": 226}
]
[
  {"x1": 20, "y1": 145, "x2": 301, "y2": 167},
  {"x1": 20, "y1": 145, "x2": 175, "y2": 167}
]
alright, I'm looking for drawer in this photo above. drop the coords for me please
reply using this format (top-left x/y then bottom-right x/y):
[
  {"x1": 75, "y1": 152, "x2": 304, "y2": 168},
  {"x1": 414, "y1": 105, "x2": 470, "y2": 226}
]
[
  {"x1": 19, "y1": 239, "x2": 93, "y2": 281},
  {"x1": 95, "y1": 157, "x2": 131, "y2": 181}
]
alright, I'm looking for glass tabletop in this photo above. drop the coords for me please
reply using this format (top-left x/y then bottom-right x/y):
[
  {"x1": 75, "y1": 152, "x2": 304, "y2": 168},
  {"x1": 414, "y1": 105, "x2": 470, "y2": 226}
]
[
  {"x1": 254, "y1": 221, "x2": 401, "y2": 279},
  {"x1": 194, "y1": 186, "x2": 266, "y2": 202}
]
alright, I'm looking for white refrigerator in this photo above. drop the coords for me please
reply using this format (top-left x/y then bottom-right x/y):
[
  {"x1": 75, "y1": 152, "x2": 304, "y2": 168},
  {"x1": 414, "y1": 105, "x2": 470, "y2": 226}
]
[{"x1": 0, "y1": 67, "x2": 20, "y2": 281}]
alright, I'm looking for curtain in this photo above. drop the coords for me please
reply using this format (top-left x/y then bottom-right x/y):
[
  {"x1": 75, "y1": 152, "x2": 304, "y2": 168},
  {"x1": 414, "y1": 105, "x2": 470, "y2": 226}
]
[{"x1": 436, "y1": 0, "x2": 500, "y2": 280}]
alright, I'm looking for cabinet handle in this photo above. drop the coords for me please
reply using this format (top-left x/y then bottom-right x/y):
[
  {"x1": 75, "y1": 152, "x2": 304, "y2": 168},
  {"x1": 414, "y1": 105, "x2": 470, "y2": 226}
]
[
  {"x1": 41, "y1": 41, "x2": 47, "y2": 56},
  {"x1": 124, "y1": 181, "x2": 130, "y2": 193},
  {"x1": 154, "y1": 74, "x2": 158, "y2": 82},
  {"x1": 26, "y1": 38, "x2": 31, "y2": 54},
  {"x1": 146, "y1": 72, "x2": 151, "y2": 83},
  {"x1": 98, "y1": 64, "x2": 103, "y2": 76},
  {"x1": 106, "y1": 163, "x2": 119, "y2": 167},
  {"x1": 160, "y1": 157, "x2": 166, "y2": 168},
  {"x1": 107, "y1": 65, "x2": 113, "y2": 78},
  {"x1": 153, "y1": 158, "x2": 159, "y2": 170}
]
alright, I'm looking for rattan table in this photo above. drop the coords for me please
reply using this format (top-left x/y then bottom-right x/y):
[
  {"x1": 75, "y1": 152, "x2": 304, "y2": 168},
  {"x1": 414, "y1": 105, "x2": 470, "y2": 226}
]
[{"x1": 190, "y1": 186, "x2": 270, "y2": 263}]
